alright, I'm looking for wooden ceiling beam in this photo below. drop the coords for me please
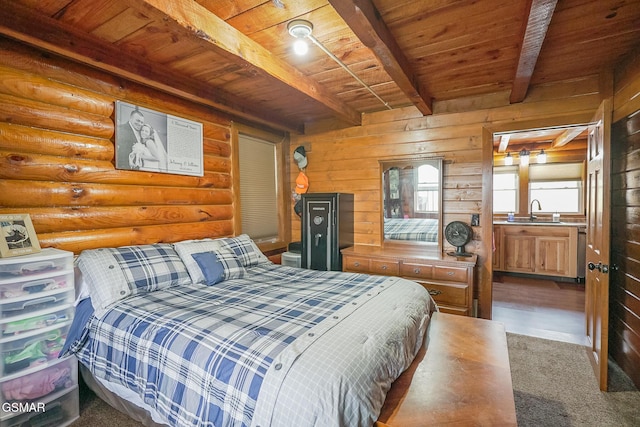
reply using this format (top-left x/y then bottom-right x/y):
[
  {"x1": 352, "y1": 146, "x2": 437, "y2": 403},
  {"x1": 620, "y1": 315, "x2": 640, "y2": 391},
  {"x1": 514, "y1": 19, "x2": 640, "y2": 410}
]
[
  {"x1": 328, "y1": 0, "x2": 432, "y2": 115},
  {"x1": 510, "y1": 0, "x2": 557, "y2": 103},
  {"x1": 136, "y1": 0, "x2": 362, "y2": 127},
  {"x1": 497, "y1": 135, "x2": 511, "y2": 153},
  {"x1": 0, "y1": 1, "x2": 303, "y2": 133},
  {"x1": 551, "y1": 126, "x2": 587, "y2": 148}
]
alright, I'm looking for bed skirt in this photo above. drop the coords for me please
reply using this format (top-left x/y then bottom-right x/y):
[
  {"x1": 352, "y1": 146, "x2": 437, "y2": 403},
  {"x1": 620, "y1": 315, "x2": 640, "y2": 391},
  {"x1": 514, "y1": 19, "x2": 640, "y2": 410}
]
[{"x1": 80, "y1": 363, "x2": 168, "y2": 427}]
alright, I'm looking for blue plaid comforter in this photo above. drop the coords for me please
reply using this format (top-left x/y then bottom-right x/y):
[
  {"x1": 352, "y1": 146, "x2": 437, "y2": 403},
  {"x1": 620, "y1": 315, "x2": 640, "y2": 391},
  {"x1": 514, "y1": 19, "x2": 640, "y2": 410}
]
[
  {"x1": 384, "y1": 218, "x2": 438, "y2": 241},
  {"x1": 68, "y1": 264, "x2": 397, "y2": 426}
]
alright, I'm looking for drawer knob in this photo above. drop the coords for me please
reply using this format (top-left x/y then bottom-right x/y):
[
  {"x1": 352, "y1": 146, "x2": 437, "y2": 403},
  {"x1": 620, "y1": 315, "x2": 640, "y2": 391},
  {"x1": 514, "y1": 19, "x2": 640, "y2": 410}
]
[
  {"x1": 428, "y1": 289, "x2": 442, "y2": 296},
  {"x1": 447, "y1": 271, "x2": 454, "y2": 276},
  {"x1": 414, "y1": 268, "x2": 421, "y2": 274},
  {"x1": 381, "y1": 265, "x2": 388, "y2": 270},
  {"x1": 354, "y1": 262, "x2": 360, "y2": 267}
]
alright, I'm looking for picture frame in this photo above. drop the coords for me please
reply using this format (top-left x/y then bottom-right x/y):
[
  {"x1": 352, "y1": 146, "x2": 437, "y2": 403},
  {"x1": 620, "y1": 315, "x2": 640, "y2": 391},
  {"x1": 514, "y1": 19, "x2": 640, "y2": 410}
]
[
  {"x1": 115, "y1": 101, "x2": 204, "y2": 177},
  {"x1": 0, "y1": 214, "x2": 41, "y2": 258}
]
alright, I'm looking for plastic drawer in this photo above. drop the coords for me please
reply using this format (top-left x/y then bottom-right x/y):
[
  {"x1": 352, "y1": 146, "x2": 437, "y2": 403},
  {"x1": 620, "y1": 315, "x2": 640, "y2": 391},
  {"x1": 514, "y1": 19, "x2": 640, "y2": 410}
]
[
  {"x1": 0, "y1": 325, "x2": 70, "y2": 377},
  {"x1": 0, "y1": 385, "x2": 79, "y2": 427},
  {"x1": 0, "y1": 306, "x2": 73, "y2": 338},
  {"x1": 0, "y1": 250, "x2": 73, "y2": 279},
  {"x1": 0, "y1": 356, "x2": 77, "y2": 408},
  {"x1": 0, "y1": 272, "x2": 74, "y2": 301},
  {"x1": 0, "y1": 289, "x2": 74, "y2": 319}
]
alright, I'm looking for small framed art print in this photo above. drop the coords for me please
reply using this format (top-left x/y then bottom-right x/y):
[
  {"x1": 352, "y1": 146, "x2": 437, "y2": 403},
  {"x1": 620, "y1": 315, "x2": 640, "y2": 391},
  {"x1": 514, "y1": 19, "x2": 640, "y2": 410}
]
[{"x1": 0, "y1": 214, "x2": 41, "y2": 258}]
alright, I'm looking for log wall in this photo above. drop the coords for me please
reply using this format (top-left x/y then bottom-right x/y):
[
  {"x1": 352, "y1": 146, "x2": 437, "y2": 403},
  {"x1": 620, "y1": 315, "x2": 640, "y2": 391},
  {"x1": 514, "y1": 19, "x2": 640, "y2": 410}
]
[
  {"x1": 291, "y1": 76, "x2": 604, "y2": 318},
  {"x1": 0, "y1": 38, "x2": 236, "y2": 253},
  {"x1": 610, "y1": 49, "x2": 640, "y2": 388}
]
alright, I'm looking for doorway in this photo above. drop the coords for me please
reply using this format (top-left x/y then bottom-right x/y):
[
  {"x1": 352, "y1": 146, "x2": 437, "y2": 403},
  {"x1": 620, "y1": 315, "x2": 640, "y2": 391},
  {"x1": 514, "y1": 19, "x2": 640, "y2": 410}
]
[{"x1": 490, "y1": 123, "x2": 589, "y2": 345}]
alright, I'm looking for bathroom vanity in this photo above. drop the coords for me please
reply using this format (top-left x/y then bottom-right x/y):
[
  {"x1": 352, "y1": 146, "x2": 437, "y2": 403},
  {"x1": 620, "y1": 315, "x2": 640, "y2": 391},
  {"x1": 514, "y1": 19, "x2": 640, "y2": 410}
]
[{"x1": 493, "y1": 221, "x2": 586, "y2": 280}]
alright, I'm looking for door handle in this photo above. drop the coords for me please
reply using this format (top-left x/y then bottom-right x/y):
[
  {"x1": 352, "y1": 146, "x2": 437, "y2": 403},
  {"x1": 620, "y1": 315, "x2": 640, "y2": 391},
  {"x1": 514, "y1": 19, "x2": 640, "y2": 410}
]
[
  {"x1": 588, "y1": 262, "x2": 610, "y2": 273},
  {"x1": 314, "y1": 233, "x2": 322, "y2": 247}
]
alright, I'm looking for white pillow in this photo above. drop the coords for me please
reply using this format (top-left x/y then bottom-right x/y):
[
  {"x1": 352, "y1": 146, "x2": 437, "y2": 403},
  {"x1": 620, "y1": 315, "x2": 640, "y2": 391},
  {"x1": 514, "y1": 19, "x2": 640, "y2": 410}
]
[{"x1": 173, "y1": 238, "x2": 225, "y2": 284}]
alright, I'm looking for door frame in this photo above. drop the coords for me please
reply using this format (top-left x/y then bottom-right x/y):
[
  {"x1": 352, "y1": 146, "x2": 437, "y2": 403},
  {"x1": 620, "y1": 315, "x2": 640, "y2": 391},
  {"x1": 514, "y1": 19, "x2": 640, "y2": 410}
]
[{"x1": 480, "y1": 114, "x2": 595, "y2": 320}]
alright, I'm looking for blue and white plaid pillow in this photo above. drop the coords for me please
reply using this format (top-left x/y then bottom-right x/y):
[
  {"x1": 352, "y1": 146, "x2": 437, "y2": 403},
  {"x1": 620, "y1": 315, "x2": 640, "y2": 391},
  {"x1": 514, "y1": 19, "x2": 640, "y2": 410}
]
[
  {"x1": 213, "y1": 248, "x2": 247, "y2": 280},
  {"x1": 217, "y1": 234, "x2": 269, "y2": 268},
  {"x1": 77, "y1": 244, "x2": 191, "y2": 315}
]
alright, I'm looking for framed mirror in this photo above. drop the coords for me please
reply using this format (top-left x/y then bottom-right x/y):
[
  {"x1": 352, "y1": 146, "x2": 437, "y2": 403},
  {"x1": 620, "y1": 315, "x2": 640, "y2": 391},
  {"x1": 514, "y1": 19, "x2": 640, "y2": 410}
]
[{"x1": 380, "y1": 158, "x2": 443, "y2": 249}]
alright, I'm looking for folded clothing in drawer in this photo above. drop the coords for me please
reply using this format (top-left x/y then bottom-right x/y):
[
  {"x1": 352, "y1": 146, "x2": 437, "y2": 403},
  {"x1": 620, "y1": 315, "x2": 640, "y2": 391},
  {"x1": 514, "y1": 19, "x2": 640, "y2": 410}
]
[
  {"x1": 1, "y1": 326, "x2": 69, "y2": 376},
  {"x1": 0, "y1": 306, "x2": 72, "y2": 338},
  {"x1": 0, "y1": 385, "x2": 79, "y2": 427},
  {"x1": 0, "y1": 249, "x2": 72, "y2": 278},
  {"x1": 0, "y1": 273, "x2": 73, "y2": 300},
  {"x1": 0, "y1": 356, "x2": 76, "y2": 404},
  {"x1": 0, "y1": 289, "x2": 74, "y2": 319}
]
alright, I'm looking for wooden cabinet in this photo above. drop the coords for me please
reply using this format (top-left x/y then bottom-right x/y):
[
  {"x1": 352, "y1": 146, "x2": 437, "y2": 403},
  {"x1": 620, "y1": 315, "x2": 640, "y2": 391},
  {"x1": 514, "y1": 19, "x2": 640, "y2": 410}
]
[
  {"x1": 494, "y1": 224, "x2": 578, "y2": 278},
  {"x1": 503, "y1": 233, "x2": 536, "y2": 273},
  {"x1": 342, "y1": 246, "x2": 476, "y2": 316}
]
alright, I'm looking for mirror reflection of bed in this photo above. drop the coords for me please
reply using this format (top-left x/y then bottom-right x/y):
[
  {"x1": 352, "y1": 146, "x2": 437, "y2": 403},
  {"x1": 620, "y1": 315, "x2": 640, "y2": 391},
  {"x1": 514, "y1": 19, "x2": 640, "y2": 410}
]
[{"x1": 381, "y1": 158, "x2": 442, "y2": 245}]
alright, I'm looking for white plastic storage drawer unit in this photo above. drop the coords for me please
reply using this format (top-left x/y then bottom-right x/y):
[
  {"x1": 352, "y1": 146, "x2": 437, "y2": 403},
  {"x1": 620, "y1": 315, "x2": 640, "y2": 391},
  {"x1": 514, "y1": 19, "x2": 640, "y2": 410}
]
[{"x1": 0, "y1": 248, "x2": 78, "y2": 426}]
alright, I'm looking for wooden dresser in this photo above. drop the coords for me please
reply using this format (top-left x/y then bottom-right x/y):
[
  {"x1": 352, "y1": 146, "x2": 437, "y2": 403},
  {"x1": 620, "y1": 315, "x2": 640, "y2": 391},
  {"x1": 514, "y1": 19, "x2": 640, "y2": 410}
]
[{"x1": 341, "y1": 246, "x2": 476, "y2": 316}]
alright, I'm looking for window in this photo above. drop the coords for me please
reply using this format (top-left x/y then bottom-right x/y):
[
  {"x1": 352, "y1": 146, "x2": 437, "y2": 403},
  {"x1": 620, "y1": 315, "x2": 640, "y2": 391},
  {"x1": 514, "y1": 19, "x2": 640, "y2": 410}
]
[
  {"x1": 529, "y1": 163, "x2": 583, "y2": 213},
  {"x1": 238, "y1": 133, "x2": 280, "y2": 241},
  {"x1": 415, "y1": 164, "x2": 439, "y2": 213},
  {"x1": 493, "y1": 166, "x2": 518, "y2": 213}
]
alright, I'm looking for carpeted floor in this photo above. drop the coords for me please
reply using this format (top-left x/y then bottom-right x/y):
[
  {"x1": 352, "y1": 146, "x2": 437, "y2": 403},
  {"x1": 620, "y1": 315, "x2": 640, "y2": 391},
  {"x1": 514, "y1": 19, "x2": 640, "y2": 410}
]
[
  {"x1": 507, "y1": 333, "x2": 640, "y2": 426},
  {"x1": 70, "y1": 333, "x2": 640, "y2": 426}
]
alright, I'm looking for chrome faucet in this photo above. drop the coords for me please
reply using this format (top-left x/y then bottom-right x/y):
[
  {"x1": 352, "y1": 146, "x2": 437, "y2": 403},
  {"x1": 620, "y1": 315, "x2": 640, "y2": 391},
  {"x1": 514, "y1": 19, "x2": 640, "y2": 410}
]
[{"x1": 530, "y1": 199, "x2": 542, "y2": 221}]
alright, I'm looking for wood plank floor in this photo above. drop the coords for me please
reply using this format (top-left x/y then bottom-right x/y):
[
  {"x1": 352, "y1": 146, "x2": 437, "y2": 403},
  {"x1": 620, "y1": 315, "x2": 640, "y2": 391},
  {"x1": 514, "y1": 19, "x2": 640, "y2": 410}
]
[{"x1": 492, "y1": 273, "x2": 586, "y2": 345}]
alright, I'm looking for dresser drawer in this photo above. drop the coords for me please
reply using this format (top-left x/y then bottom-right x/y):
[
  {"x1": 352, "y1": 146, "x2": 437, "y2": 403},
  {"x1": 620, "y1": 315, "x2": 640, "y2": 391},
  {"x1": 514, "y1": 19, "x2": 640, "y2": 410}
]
[
  {"x1": 400, "y1": 262, "x2": 434, "y2": 280},
  {"x1": 341, "y1": 247, "x2": 476, "y2": 317},
  {"x1": 370, "y1": 260, "x2": 399, "y2": 276},
  {"x1": 343, "y1": 256, "x2": 370, "y2": 272},
  {"x1": 419, "y1": 281, "x2": 469, "y2": 307},
  {"x1": 433, "y1": 265, "x2": 468, "y2": 282}
]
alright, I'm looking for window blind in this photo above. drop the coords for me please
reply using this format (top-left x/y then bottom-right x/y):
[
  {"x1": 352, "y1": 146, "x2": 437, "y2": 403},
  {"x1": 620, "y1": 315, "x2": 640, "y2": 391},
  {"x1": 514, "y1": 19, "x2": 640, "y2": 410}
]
[
  {"x1": 529, "y1": 162, "x2": 583, "y2": 181},
  {"x1": 239, "y1": 134, "x2": 278, "y2": 241}
]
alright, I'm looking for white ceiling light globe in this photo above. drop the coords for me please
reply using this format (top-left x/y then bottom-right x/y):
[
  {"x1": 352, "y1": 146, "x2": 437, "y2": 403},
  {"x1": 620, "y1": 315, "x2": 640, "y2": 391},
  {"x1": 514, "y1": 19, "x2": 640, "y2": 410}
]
[{"x1": 293, "y1": 39, "x2": 309, "y2": 55}]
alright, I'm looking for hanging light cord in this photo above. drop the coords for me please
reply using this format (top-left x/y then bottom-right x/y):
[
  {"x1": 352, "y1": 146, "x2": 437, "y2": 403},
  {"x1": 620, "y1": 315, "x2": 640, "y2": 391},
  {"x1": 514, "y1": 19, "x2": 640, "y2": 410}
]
[{"x1": 307, "y1": 34, "x2": 392, "y2": 110}]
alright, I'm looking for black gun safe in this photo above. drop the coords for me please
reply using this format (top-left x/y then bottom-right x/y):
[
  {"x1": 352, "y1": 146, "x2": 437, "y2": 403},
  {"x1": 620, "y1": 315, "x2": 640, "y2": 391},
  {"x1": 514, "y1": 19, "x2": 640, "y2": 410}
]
[{"x1": 301, "y1": 193, "x2": 354, "y2": 271}]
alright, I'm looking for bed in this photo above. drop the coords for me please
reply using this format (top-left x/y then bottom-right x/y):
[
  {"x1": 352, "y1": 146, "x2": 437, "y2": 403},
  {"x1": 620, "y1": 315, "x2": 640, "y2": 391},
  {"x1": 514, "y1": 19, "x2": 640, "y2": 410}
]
[
  {"x1": 383, "y1": 218, "x2": 438, "y2": 242},
  {"x1": 61, "y1": 235, "x2": 437, "y2": 427}
]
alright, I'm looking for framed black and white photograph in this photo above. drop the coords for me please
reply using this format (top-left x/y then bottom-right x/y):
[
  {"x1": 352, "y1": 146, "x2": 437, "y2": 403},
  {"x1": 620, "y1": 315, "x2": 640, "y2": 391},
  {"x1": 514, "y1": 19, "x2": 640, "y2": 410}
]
[
  {"x1": 115, "y1": 101, "x2": 204, "y2": 177},
  {"x1": 0, "y1": 214, "x2": 41, "y2": 258}
]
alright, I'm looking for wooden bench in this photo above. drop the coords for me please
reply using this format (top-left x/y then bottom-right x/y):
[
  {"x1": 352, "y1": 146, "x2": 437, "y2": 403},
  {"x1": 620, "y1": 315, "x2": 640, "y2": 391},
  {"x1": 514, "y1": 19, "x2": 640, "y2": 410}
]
[{"x1": 376, "y1": 312, "x2": 517, "y2": 426}]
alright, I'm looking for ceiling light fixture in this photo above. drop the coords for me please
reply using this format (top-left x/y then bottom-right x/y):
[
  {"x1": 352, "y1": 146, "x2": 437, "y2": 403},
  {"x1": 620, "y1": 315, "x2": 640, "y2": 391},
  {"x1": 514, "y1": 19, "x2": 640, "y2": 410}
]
[
  {"x1": 537, "y1": 149, "x2": 547, "y2": 164},
  {"x1": 504, "y1": 152, "x2": 513, "y2": 166},
  {"x1": 286, "y1": 19, "x2": 392, "y2": 110},
  {"x1": 287, "y1": 19, "x2": 313, "y2": 56},
  {"x1": 519, "y1": 148, "x2": 530, "y2": 166}
]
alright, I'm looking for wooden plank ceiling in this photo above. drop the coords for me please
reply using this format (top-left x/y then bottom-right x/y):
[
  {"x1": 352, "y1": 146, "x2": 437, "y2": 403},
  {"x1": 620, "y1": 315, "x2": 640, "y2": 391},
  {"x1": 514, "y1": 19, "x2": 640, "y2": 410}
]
[{"x1": 0, "y1": 0, "x2": 638, "y2": 134}]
